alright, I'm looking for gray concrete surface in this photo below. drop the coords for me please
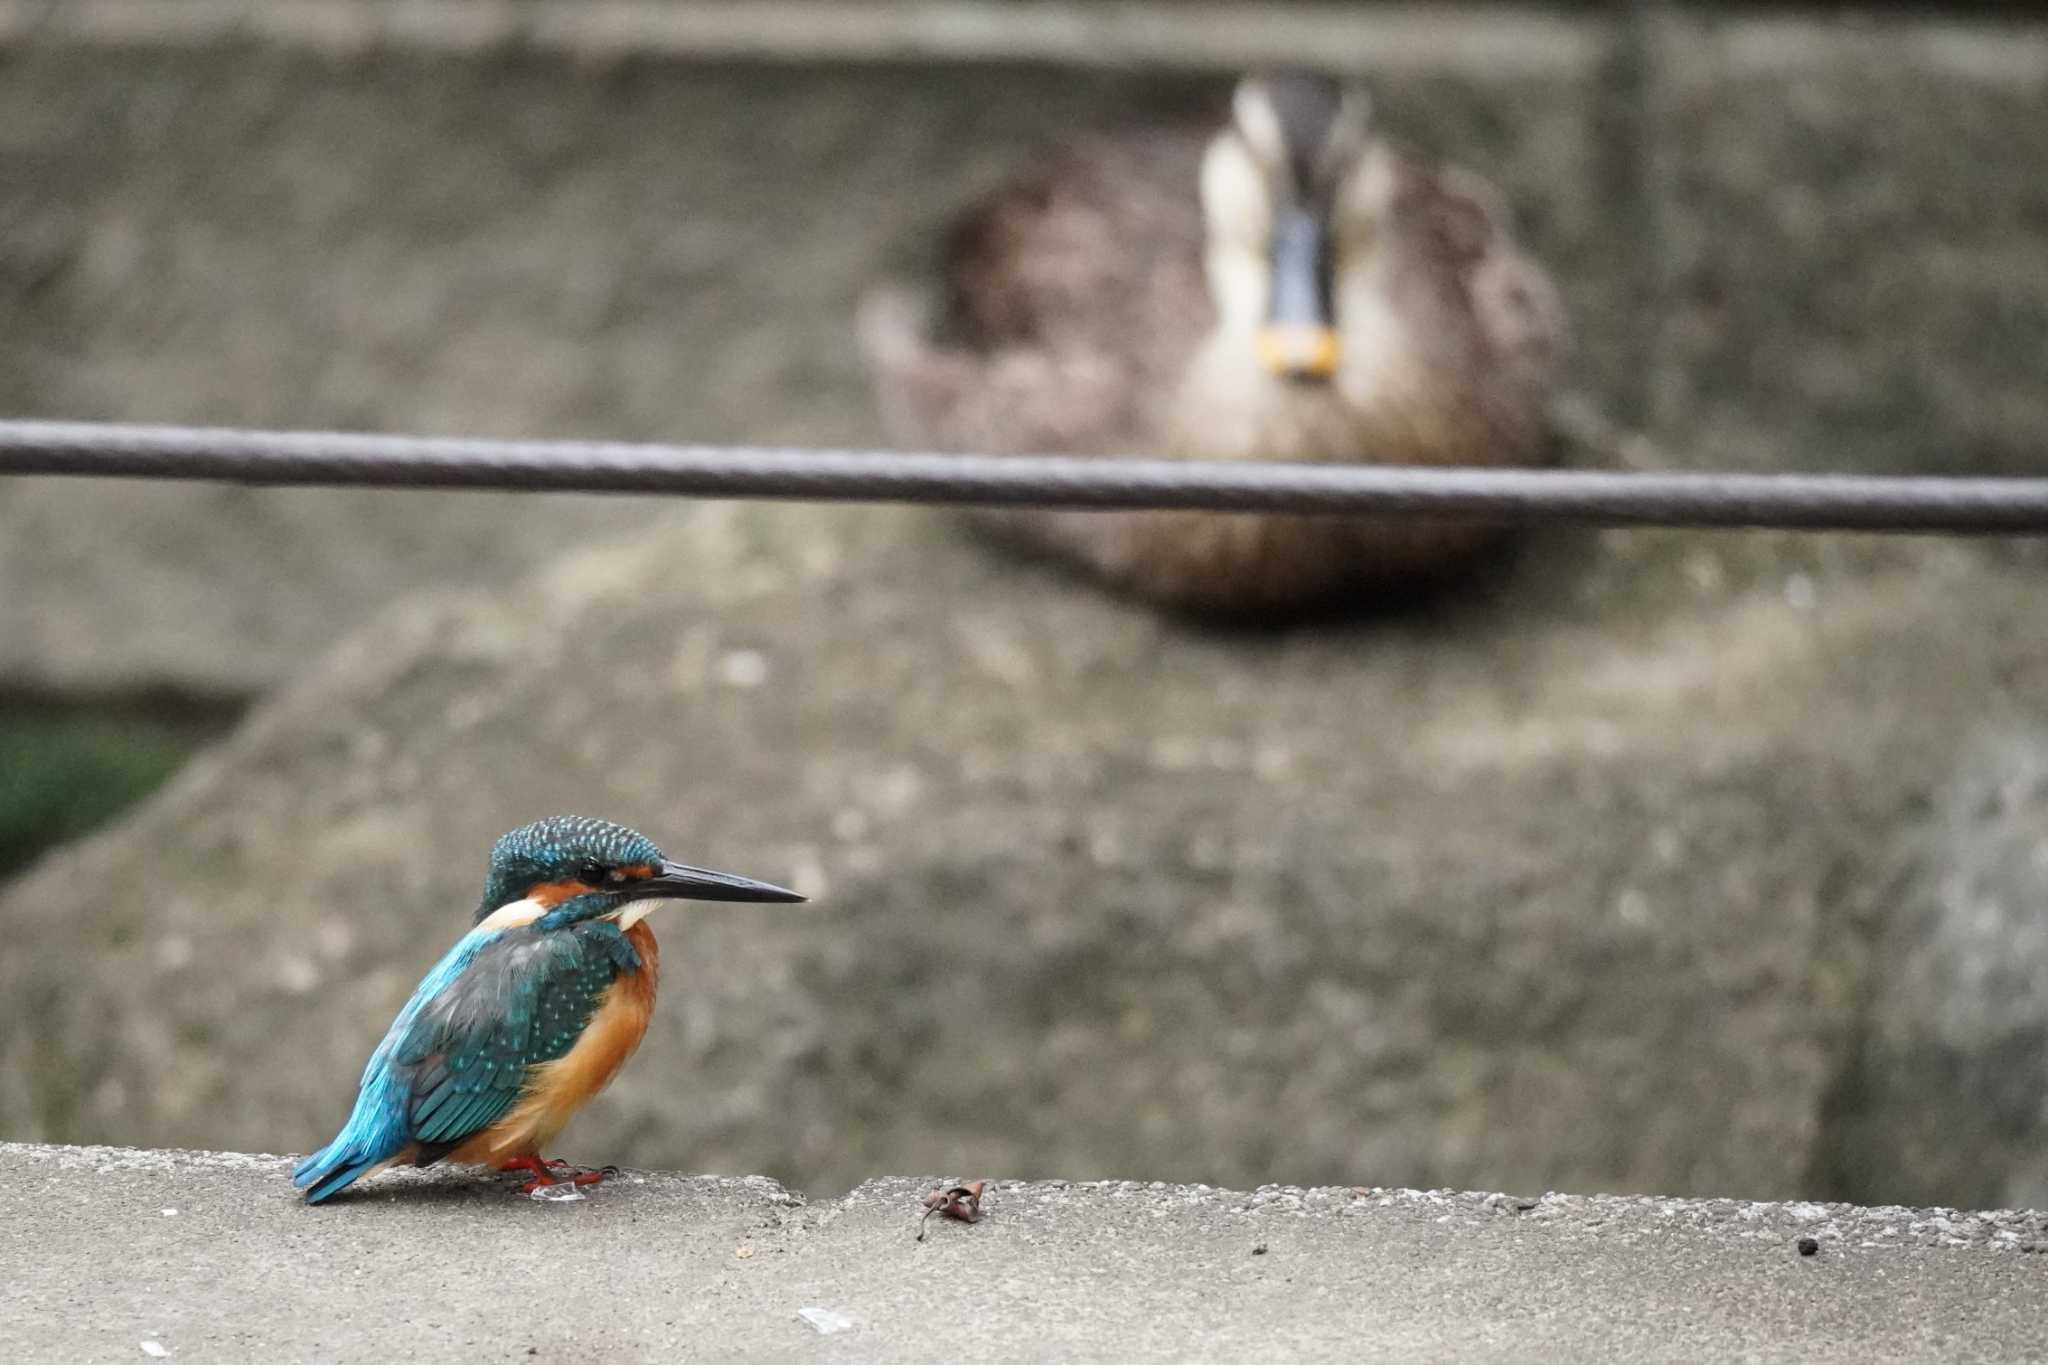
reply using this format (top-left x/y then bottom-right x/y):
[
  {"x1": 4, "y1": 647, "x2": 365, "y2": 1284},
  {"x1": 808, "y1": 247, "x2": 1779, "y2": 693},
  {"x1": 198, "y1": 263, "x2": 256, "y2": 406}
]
[{"x1": 0, "y1": 1143, "x2": 2043, "y2": 1363}]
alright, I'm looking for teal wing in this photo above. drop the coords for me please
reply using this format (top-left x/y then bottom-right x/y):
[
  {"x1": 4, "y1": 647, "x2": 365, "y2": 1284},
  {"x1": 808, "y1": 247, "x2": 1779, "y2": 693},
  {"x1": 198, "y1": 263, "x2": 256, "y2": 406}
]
[{"x1": 394, "y1": 922, "x2": 639, "y2": 1156}]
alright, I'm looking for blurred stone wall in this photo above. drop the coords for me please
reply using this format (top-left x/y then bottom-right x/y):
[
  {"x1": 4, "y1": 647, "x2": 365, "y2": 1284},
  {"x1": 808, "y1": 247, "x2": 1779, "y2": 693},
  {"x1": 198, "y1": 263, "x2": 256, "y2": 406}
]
[
  {"x1": 2, "y1": 4, "x2": 2046, "y2": 1207},
  {"x1": 6, "y1": 7, "x2": 2044, "y2": 690}
]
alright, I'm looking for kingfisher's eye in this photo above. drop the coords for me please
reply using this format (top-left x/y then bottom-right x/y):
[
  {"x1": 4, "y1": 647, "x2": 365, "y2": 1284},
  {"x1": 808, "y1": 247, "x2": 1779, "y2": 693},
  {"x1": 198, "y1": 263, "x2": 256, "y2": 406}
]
[{"x1": 575, "y1": 861, "x2": 607, "y2": 886}]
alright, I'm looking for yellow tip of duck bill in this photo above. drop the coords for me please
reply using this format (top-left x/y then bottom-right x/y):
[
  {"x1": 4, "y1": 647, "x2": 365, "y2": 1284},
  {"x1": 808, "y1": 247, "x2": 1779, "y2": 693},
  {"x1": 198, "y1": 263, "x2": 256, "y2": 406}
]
[{"x1": 1255, "y1": 324, "x2": 1341, "y2": 382}]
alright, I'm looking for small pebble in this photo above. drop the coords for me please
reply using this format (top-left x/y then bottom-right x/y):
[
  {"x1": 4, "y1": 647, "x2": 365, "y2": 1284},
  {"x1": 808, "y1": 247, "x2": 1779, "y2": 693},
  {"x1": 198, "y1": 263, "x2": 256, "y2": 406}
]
[
  {"x1": 1796, "y1": 1236, "x2": 1820, "y2": 1256},
  {"x1": 1251, "y1": 1243, "x2": 1268, "y2": 1256}
]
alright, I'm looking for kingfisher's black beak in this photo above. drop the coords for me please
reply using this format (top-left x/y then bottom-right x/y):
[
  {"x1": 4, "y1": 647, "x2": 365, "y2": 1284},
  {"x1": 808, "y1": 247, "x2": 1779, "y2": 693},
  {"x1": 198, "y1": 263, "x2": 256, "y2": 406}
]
[
  {"x1": 625, "y1": 859, "x2": 806, "y2": 904},
  {"x1": 1256, "y1": 206, "x2": 1340, "y2": 383}
]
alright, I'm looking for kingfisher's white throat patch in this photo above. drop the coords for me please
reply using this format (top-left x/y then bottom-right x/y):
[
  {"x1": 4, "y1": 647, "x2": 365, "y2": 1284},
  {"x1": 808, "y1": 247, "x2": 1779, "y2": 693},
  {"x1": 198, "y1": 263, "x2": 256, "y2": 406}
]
[
  {"x1": 613, "y1": 901, "x2": 668, "y2": 931},
  {"x1": 476, "y1": 898, "x2": 546, "y2": 932},
  {"x1": 478, "y1": 895, "x2": 676, "y2": 934}
]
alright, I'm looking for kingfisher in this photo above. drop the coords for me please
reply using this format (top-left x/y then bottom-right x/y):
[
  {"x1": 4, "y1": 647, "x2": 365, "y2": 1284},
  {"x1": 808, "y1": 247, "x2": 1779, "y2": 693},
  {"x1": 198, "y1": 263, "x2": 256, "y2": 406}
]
[{"x1": 293, "y1": 815, "x2": 803, "y2": 1203}]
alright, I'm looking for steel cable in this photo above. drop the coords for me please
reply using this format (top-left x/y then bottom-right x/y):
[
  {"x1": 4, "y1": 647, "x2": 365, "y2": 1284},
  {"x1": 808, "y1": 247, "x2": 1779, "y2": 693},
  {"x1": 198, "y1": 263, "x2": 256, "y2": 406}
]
[{"x1": 5, "y1": 419, "x2": 2048, "y2": 533}]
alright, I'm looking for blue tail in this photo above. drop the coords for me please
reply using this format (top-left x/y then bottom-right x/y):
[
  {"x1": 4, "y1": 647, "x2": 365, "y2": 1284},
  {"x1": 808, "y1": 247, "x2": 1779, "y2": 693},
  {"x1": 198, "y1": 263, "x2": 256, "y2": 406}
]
[
  {"x1": 294, "y1": 1146, "x2": 391, "y2": 1204},
  {"x1": 295, "y1": 1051, "x2": 412, "y2": 1203},
  {"x1": 295, "y1": 921, "x2": 506, "y2": 1203}
]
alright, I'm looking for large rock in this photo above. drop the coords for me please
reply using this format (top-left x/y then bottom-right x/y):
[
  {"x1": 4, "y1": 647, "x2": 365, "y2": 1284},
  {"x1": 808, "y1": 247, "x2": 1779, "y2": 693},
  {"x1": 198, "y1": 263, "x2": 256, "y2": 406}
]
[
  {"x1": 1821, "y1": 726, "x2": 2048, "y2": 1212},
  {"x1": 4, "y1": 498, "x2": 2045, "y2": 1202}
]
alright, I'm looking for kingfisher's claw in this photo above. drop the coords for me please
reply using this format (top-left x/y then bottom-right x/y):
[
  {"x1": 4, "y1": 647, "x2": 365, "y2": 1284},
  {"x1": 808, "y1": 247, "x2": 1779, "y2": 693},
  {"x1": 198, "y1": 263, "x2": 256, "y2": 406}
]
[{"x1": 505, "y1": 1155, "x2": 616, "y2": 1193}]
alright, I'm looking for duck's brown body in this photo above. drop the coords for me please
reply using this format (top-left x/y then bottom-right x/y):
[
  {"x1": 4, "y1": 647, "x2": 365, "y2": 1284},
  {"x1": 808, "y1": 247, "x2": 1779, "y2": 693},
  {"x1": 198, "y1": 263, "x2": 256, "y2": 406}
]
[{"x1": 861, "y1": 106, "x2": 1567, "y2": 617}]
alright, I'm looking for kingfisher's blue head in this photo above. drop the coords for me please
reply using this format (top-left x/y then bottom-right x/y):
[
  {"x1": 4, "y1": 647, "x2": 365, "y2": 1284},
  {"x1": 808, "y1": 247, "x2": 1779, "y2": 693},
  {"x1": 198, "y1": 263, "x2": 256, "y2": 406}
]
[{"x1": 475, "y1": 815, "x2": 804, "y2": 930}]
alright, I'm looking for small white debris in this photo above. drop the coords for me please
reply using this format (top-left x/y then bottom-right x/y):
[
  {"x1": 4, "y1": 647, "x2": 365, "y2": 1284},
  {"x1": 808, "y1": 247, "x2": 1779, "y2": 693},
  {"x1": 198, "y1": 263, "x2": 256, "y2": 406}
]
[
  {"x1": 141, "y1": 1343, "x2": 170, "y2": 1358},
  {"x1": 160, "y1": 1209, "x2": 177, "y2": 1217},
  {"x1": 1784, "y1": 573, "x2": 1816, "y2": 611},
  {"x1": 716, "y1": 650, "x2": 770, "y2": 688},
  {"x1": 528, "y1": 1183, "x2": 586, "y2": 1204},
  {"x1": 797, "y1": 1307, "x2": 855, "y2": 1336}
]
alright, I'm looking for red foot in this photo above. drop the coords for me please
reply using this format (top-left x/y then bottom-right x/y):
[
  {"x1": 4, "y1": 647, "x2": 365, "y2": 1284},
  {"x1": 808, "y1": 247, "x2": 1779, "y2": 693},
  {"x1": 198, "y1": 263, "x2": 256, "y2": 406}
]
[{"x1": 499, "y1": 1154, "x2": 618, "y2": 1193}]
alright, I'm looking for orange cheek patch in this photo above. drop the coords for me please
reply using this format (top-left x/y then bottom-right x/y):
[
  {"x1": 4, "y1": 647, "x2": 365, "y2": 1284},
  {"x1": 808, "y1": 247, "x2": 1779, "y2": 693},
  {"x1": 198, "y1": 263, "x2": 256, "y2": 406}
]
[
  {"x1": 526, "y1": 879, "x2": 594, "y2": 908},
  {"x1": 620, "y1": 862, "x2": 656, "y2": 883}
]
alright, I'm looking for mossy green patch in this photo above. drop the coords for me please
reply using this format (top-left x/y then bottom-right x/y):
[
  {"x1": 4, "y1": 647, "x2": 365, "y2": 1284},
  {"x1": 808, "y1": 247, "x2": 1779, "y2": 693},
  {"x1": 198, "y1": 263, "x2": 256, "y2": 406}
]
[{"x1": 0, "y1": 713, "x2": 206, "y2": 876}]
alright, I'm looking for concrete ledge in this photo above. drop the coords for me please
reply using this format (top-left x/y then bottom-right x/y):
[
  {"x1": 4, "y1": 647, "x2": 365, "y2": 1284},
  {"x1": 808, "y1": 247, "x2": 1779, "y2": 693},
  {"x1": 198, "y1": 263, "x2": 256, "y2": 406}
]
[{"x1": 2, "y1": 1144, "x2": 2043, "y2": 1361}]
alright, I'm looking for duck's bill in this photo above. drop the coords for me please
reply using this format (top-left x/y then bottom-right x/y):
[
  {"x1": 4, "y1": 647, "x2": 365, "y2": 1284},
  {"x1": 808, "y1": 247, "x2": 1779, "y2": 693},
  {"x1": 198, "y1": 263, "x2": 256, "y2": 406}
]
[
  {"x1": 1258, "y1": 206, "x2": 1340, "y2": 382},
  {"x1": 624, "y1": 859, "x2": 806, "y2": 904},
  {"x1": 1256, "y1": 323, "x2": 1341, "y2": 381}
]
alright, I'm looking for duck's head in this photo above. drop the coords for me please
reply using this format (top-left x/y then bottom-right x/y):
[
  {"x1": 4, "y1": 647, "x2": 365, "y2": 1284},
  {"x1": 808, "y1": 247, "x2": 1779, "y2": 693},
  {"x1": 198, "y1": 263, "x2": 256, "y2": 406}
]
[{"x1": 1200, "y1": 71, "x2": 1379, "y2": 385}]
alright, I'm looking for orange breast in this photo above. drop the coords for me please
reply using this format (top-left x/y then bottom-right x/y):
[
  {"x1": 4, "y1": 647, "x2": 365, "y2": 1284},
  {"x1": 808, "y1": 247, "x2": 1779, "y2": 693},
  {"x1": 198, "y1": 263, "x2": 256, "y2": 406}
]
[{"x1": 449, "y1": 922, "x2": 661, "y2": 1167}]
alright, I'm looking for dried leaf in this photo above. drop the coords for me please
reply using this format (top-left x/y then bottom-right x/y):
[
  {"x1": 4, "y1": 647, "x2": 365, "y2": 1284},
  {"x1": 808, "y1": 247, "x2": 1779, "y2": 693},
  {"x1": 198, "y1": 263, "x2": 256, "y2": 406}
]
[{"x1": 916, "y1": 1180, "x2": 988, "y2": 1240}]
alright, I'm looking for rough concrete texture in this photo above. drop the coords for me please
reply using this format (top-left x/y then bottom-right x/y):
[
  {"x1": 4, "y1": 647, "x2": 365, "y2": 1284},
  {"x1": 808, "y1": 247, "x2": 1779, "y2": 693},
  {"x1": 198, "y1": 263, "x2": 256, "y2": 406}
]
[
  {"x1": 2, "y1": 1144, "x2": 2045, "y2": 1364},
  {"x1": 4, "y1": 488, "x2": 2048, "y2": 1206}
]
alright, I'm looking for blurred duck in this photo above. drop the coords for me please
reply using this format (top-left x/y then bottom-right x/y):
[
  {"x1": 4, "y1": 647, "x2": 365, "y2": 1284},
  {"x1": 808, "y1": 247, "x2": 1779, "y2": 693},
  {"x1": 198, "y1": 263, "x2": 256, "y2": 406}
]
[{"x1": 860, "y1": 70, "x2": 1567, "y2": 618}]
